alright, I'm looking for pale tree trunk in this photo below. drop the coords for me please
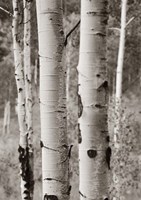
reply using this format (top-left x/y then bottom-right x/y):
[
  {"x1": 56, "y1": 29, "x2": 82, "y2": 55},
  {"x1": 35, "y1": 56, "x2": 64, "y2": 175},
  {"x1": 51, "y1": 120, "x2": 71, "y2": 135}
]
[
  {"x1": 3, "y1": 101, "x2": 10, "y2": 135},
  {"x1": 66, "y1": 39, "x2": 71, "y2": 104},
  {"x1": 78, "y1": 0, "x2": 109, "y2": 199},
  {"x1": 23, "y1": 0, "x2": 34, "y2": 198},
  {"x1": 112, "y1": 0, "x2": 127, "y2": 199},
  {"x1": 36, "y1": 1, "x2": 70, "y2": 199},
  {"x1": 12, "y1": 0, "x2": 32, "y2": 199},
  {"x1": 114, "y1": 0, "x2": 127, "y2": 143},
  {"x1": 34, "y1": 58, "x2": 38, "y2": 95}
]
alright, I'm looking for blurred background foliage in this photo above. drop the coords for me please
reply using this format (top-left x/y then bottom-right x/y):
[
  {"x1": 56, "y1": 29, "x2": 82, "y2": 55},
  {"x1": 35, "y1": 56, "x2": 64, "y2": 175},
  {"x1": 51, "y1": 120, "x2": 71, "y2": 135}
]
[{"x1": 0, "y1": 0, "x2": 141, "y2": 199}]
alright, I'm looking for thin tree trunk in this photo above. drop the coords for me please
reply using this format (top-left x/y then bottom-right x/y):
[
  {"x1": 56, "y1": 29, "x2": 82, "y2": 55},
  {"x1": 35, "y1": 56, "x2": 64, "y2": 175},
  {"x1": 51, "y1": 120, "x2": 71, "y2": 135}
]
[
  {"x1": 3, "y1": 101, "x2": 10, "y2": 135},
  {"x1": 112, "y1": 0, "x2": 127, "y2": 199},
  {"x1": 66, "y1": 39, "x2": 71, "y2": 104},
  {"x1": 78, "y1": 0, "x2": 109, "y2": 199},
  {"x1": 23, "y1": 0, "x2": 34, "y2": 198},
  {"x1": 12, "y1": 0, "x2": 32, "y2": 199},
  {"x1": 114, "y1": 0, "x2": 127, "y2": 144},
  {"x1": 36, "y1": 0, "x2": 70, "y2": 199}
]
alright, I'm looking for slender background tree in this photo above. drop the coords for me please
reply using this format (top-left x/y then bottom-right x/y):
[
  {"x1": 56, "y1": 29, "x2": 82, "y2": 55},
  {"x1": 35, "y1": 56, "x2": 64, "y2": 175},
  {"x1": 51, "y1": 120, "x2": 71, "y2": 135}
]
[
  {"x1": 12, "y1": 0, "x2": 31, "y2": 199},
  {"x1": 23, "y1": 0, "x2": 34, "y2": 198}
]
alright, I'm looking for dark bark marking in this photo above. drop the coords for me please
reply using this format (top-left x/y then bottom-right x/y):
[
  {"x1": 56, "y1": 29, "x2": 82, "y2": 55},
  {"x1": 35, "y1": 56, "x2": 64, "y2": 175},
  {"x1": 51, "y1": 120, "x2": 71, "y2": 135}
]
[
  {"x1": 44, "y1": 194, "x2": 58, "y2": 200},
  {"x1": 26, "y1": 74, "x2": 31, "y2": 83},
  {"x1": 101, "y1": 17, "x2": 108, "y2": 25},
  {"x1": 40, "y1": 141, "x2": 58, "y2": 152},
  {"x1": 79, "y1": 191, "x2": 86, "y2": 198},
  {"x1": 96, "y1": 74, "x2": 100, "y2": 77},
  {"x1": 87, "y1": 11, "x2": 97, "y2": 15},
  {"x1": 105, "y1": 147, "x2": 112, "y2": 170},
  {"x1": 78, "y1": 94, "x2": 83, "y2": 118},
  {"x1": 66, "y1": 185, "x2": 71, "y2": 195},
  {"x1": 95, "y1": 104, "x2": 105, "y2": 109},
  {"x1": 44, "y1": 178, "x2": 65, "y2": 183},
  {"x1": 78, "y1": 123, "x2": 82, "y2": 144},
  {"x1": 106, "y1": 136, "x2": 110, "y2": 142},
  {"x1": 97, "y1": 81, "x2": 108, "y2": 91},
  {"x1": 104, "y1": 198, "x2": 109, "y2": 200},
  {"x1": 19, "y1": 88, "x2": 23, "y2": 92},
  {"x1": 95, "y1": 32, "x2": 106, "y2": 37},
  {"x1": 59, "y1": 29, "x2": 64, "y2": 35},
  {"x1": 101, "y1": 57, "x2": 107, "y2": 61},
  {"x1": 18, "y1": 145, "x2": 34, "y2": 199},
  {"x1": 68, "y1": 145, "x2": 73, "y2": 158},
  {"x1": 87, "y1": 149, "x2": 97, "y2": 158}
]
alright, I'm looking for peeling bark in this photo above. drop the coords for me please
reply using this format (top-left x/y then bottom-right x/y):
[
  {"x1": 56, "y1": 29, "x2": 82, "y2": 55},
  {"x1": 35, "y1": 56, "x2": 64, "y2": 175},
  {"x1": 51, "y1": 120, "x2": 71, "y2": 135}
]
[
  {"x1": 78, "y1": 0, "x2": 109, "y2": 199},
  {"x1": 36, "y1": 0, "x2": 70, "y2": 199}
]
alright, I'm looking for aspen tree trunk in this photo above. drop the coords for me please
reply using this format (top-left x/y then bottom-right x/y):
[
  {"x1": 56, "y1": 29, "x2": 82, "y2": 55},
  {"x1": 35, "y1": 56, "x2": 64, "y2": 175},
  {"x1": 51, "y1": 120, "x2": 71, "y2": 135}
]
[
  {"x1": 12, "y1": 0, "x2": 32, "y2": 199},
  {"x1": 114, "y1": 0, "x2": 127, "y2": 143},
  {"x1": 36, "y1": 1, "x2": 70, "y2": 199},
  {"x1": 78, "y1": 0, "x2": 109, "y2": 199},
  {"x1": 66, "y1": 40, "x2": 71, "y2": 103},
  {"x1": 3, "y1": 101, "x2": 10, "y2": 135},
  {"x1": 23, "y1": 0, "x2": 34, "y2": 198},
  {"x1": 111, "y1": 0, "x2": 127, "y2": 199}
]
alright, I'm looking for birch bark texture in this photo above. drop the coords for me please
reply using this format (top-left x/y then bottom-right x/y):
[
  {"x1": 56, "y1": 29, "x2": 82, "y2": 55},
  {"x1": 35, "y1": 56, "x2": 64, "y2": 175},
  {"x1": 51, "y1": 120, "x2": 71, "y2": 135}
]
[
  {"x1": 12, "y1": 0, "x2": 32, "y2": 199},
  {"x1": 36, "y1": 1, "x2": 70, "y2": 199},
  {"x1": 23, "y1": 0, "x2": 34, "y2": 198},
  {"x1": 78, "y1": 0, "x2": 109, "y2": 199},
  {"x1": 111, "y1": 0, "x2": 127, "y2": 199}
]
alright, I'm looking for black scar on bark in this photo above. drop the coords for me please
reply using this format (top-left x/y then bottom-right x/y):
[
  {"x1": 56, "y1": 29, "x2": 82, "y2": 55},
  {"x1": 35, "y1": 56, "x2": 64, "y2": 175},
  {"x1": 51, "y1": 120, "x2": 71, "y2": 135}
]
[
  {"x1": 105, "y1": 147, "x2": 112, "y2": 170},
  {"x1": 106, "y1": 136, "x2": 110, "y2": 142},
  {"x1": 68, "y1": 145, "x2": 73, "y2": 158},
  {"x1": 18, "y1": 145, "x2": 34, "y2": 198},
  {"x1": 78, "y1": 94, "x2": 83, "y2": 118},
  {"x1": 98, "y1": 81, "x2": 108, "y2": 91},
  {"x1": 40, "y1": 140, "x2": 43, "y2": 148},
  {"x1": 78, "y1": 123, "x2": 82, "y2": 144},
  {"x1": 79, "y1": 191, "x2": 86, "y2": 198},
  {"x1": 44, "y1": 194, "x2": 58, "y2": 200},
  {"x1": 104, "y1": 198, "x2": 109, "y2": 200},
  {"x1": 67, "y1": 185, "x2": 72, "y2": 195},
  {"x1": 19, "y1": 88, "x2": 23, "y2": 92},
  {"x1": 87, "y1": 149, "x2": 97, "y2": 158}
]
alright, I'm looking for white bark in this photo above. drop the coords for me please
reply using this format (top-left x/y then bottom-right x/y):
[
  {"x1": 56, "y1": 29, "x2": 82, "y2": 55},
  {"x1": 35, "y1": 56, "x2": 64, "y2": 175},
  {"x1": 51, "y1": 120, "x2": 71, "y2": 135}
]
[
  {"x1": 115, "y1": 0, "x2": 127, "y2": 104},
  {"x1": 23, "y1": 0, "x2": 34, "y2": 198},
  {"x1": 12, "y1": 1, "x2": 32, "y2": 199},
  {"x1": 78, "y1": 0, "x2": 109, "y2": 199},
  {"x1": 66, "y1": 40, "x2": 71, "y2": 103},
  {"x1": 3, "y1": 101, "x2": 10, "y2": 135},
  {"x1": 36, "y1": 0, "x2": 70, "y2": 199}
]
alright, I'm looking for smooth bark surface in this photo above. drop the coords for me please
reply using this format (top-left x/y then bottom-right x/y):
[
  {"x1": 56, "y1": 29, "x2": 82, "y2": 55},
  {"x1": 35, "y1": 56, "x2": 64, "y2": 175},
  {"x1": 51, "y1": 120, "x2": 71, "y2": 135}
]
[
  {"x1": 36, "y1": 0, "x2": 70, "y2": 199},
  {"x1": 78, "y1": 0, "x2": 109, "y2": 199}
]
